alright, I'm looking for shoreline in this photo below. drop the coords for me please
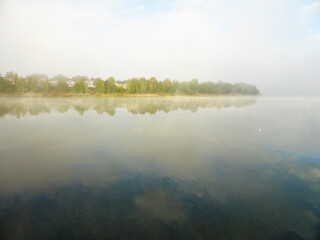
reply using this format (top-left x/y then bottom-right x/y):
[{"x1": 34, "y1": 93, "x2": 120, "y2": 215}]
[{"x1": 0, "y1": 93, "x2": 259, "y2": 97}]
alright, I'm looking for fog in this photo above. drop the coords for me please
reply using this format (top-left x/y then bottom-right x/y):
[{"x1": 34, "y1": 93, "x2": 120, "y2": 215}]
[{"x1": 0, "y1": 0, "x2": 319, "y2": 95}]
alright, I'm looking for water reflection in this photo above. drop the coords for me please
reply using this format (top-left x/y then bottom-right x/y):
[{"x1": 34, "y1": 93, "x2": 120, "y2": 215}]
[
  {"x1": 0, "y1": 97, "x2": 319, "y2": 240},
  {"x1": 0, "y1": 96, "x2": 256, "y2": 118}
]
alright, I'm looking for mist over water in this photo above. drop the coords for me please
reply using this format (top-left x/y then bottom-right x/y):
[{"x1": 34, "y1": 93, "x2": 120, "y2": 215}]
[{"x1": 0, "y1": 96, "x2": 320, "y2": 240}]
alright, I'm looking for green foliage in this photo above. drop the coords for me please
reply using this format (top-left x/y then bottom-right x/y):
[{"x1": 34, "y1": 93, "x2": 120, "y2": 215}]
[
  {"x1": 126, "y1": 78, "x2": 138, "y2": 94},
  {"x1": 162, "y1": 79, "x2": 172, "y2": 93},
  {"x1": 123, "y1": 78, "x2": 259, "y2": 95},
  {"x1": 72, "y1": 75, "x2": 88, "y2": 82},
  {"x1": 198, "y1": 82, "x2": 215, "y2": 94},
  {"x1": 0, "y1": 72, "x2": 260, "y2": 95},
  {"x1": 232, "y1": 83, "x2": 260, "y2": 95},
  {"x1": 95, "y1": 78, "x2": 105, "y2": 94},
  {"x1": 52, "y1": 74, "x2": 68, "y2": 82},
  {"x1": 189, "y1": 79, "x2": 199, "y2": 92},
  {"x1": 105, "y1": 77, "x2": 116, "y2": 93},
  {"x1": 138, "y1": 78, "x2": 148, "y2": 93},
  {"x1": 15, "y1": 78, "x2": 27, "y2": 93},
  {"x1": 5, "y1": 71, "x2": 18, "y2": 81},
  {"x1": 56, "y1": 80, "x2": 69, "y2": 93},
  {"x1": 0, "y1": 77, "x2": 15, "y2": 93},
  {"x1": 28, "y1": 78, "x2": 39, "y2": 92},
  {"x1": 148, "y1": 77, "x2": 158, "y2": 93},
  {"x1": 73, "y1": 79, "x2": 87, "y2": 93},
  {"x1": 26, "y1": 74, "x2": 49, "y2": 92},
  {"x1": 38, "y1": 80, "x2": 51, "y2": 92}
]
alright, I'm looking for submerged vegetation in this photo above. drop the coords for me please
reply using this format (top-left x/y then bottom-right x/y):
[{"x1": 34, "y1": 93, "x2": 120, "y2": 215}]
[{"x1": 0, "y1": 72, "x2": 260, "y2": 96}]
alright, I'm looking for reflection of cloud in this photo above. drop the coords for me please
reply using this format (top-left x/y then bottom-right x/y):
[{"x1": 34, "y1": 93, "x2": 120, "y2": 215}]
[
  {"x1": 135, "y1": 189, "x2": 186, "y2": 222},
  {"x1": 285, "y1": 160, "x2": 320, "y2": 182}
]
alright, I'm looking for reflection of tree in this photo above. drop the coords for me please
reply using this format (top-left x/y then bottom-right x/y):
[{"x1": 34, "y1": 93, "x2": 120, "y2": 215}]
[
  {"x1": 73, "y1": 105, "x2": 87, "y2": 116},
  {"x1": 0, "y1": 103, "x2": 28, "y2": 118},
  {"x1": 0, "y1": 97, "x2": 257, "y2": 118}
]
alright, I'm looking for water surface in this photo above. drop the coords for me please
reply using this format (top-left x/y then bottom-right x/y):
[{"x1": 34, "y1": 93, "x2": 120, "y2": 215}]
[{"x1": 0, "y1": 96, "x2": 319, "y2": 240}]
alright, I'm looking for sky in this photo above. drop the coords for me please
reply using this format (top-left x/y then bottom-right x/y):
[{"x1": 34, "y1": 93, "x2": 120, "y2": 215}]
[{"x1": 0, "y1": 0, "x2": 319, "y2": 95}]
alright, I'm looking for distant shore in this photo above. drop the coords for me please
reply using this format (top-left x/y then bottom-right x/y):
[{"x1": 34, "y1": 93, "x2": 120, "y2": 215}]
[{"x1": 0, "y1": 92, "x2": 259, "y2": 97}]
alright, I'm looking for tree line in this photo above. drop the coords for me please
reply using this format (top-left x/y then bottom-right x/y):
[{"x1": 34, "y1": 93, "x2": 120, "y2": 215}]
[{"x1": 0, "y1": 72, "x2": 260, "y2": 95}]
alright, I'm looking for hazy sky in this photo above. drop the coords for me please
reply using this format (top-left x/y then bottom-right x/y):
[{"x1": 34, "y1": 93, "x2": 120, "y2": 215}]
[{"x1": 0, "y1": 0, "x2": 319, "y2": 95}]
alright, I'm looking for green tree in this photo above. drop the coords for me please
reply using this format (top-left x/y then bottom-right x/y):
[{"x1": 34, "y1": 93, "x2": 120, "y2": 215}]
[
  {"x1": 171, "y1": 80, "x2": 179, "y2": 93},
  {"x1": 138, "y1": 78, "x2": 148, "y2": 93},
  {"x1": 38, "y1": 80, "x2": 51, "y2": 92},
  {"x1": 0, "y1": 77, "x2": 14, "y2": 93},
  {"x1": 162, "y1": 79, "x2": 172, "y2": 93},
  {"x1": 215, "y1": 81, "x2": 232, "y2": 95},
  {"x1": 105, "y1": 77, "x2": 116, "y2": 93},
  {"x1": 5, "y1": 71, "x2": 18, "y2": 81},
  {"x1": 72, "y1": 75, "x2": 88, "y2": 82},
  {"x1": 73, "y1": 79, "x2": 87, "y2": 93},
  {"x1": 26, "y1": 74, "x2": 49, "y2": 92},
  {"x1": 148, "y1": 77, "x2": 158, "y2": 93},
  {"x1": 15, "y1": 78, "x2": 27, "y2": 93},
  {"x1": 56, "y1": 80, "x2": 69, "y2": 93},
  {"x1": 27, "y1": 78, "x2": 39, "y2": 92},
  {"x1": 95, "y1": 78, "x2": 105, "y2": 93},
  {"x1": 198, "y1": 82, "x2": 215, "y2": 94},
  {"x1": 52, "y1": 74, "x2": 68, "y2": 82},
  {"x1": 126, "y1": 78, "x2": 136, "y2": 94},
  {"x1": 189, "y1": 79, "x2": 199, "y2": 93},
  {"x1": 232, "y1": 83, "x2": 260, "y2": 95},
  {"x1": 177, "y1": 81, "x2": 190, "y2": 94}
]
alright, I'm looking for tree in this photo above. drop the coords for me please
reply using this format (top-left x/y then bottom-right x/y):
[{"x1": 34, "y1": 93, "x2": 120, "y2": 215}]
[
  {"x1": 72, "y1": 75, "x2": 88, "y2": 82},
  {"x1": 5, "y1": 72, "x2": 18, "y2": 81},
  {"x1": 52, "y1": 74, "x2": 68, "y2": 82},
  {"x1": 126, "y1": 78, "x2": 136, "y2": 94},
  {"x1": 26, "y1": 74, "x2": 49, "y2": 92},
  {"x1": 189, "y1": 79, "x2": 199, "y2": 93},
  {"x1": 138, "y1": 78, "x2": 148, "y2": 93},
  {"x1": 0, "y1": 77, "x2": 14, "y2": 93},
  {"x1": 105, "y1": 77, "x2": 116, "y2": 93},
  {"x1": 215, "y1": 81, "x2": 232, "y2": 95},
  {"x1": 15, "y1": 78, "x2": 27, "y2": 93},
  {"x1": 27, "y1": 78, "x2": 39, "y2": 92},
  {"x1": 232, "y1": 83, "x2": 260, "y2": 95},
  {"x1": 162, "y1": 79, "x2": 172, "y2": 93},
  {"x1": 95, "y1": 78, "x2": 105, "y2": 93},
  {"x1": 73, "y1": 79, "x2": 87, "y2": 93},
  {"x1": 38, "y1": 80, "x2": 51, "y2": 92},
  {"x1": 148, "y1": 77, "x2": 158, "y2": 93},
  {"x1": 199, "y1": 82, "x2": 215, "y2": 94},
  {"x1": 177, "y1": 81, "x2": 190, "y2": 94},
  {"x1": 56, "y1": 80, "x2": 69, "y2": 93}
]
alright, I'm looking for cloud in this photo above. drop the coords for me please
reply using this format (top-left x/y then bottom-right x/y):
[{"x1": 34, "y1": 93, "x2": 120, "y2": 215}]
[{"x1": 0, "y1": 0, "x2": 319, "y2": 95}]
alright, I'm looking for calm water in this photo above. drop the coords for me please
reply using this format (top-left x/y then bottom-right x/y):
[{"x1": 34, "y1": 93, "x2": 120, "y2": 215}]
[{"x1": 0, "y1": 96, "x2": 319, "y2": 240}]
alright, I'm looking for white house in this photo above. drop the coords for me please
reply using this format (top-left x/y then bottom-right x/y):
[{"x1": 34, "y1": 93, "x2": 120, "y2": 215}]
[
  {"x1": 50, "y1": 81, "x2": 59, "y2": 86},
  {"x1": 67, "y1": 80, "x2": 75, "y2": 88},
  {"x1": 115, "y1": 83, "x2": 127, "y2": 89},
  {"x1": 85, "y1": 80, "x2": 95, "y2": 88},
  {"x1": 5, "y1": 78, "x2": 15, "y2": 84}
]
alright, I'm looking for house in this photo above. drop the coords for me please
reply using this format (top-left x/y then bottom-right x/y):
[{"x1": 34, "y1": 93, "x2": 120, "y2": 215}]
[
  {"x1": 85, "y1": 80, "x2": 95, "y2": 88},
  {"x1": 4, "y1": 78, "x2": 15, "y2": 84},
  {"x1": 50, "y1": 81, "x2": 59, "y2": 86},
  {"x1": 115, "y1": 83, "x2": 127, "y2": 89},
  {"x1": 67, "y1": 80, "x2": 75, "y2": 88}
]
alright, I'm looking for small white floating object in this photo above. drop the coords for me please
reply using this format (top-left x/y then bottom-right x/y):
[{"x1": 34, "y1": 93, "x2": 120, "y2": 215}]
[{"x1": 258, "y1": 128, "x2": 261, "y2": 132}]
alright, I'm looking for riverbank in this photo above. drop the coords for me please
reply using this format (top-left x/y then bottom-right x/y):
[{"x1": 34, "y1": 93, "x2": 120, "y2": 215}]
[{"x1": 0, "y1": 92, "x2": 259, "y2": 97}]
